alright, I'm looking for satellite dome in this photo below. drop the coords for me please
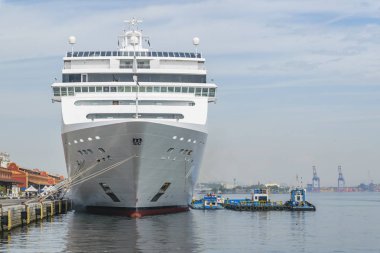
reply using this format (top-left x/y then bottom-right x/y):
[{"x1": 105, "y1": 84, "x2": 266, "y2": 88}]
[
  {"x1": 193, "y1": 37, "x2": 200, "y2": 45},
  {"x1": 68, "y1": 36, "x2": 76, "y2": 44}
]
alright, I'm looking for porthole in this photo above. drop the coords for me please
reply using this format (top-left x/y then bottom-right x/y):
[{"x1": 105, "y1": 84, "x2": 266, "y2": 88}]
[
  {"x1": 95, "y1": 136, "x2": 100, "y2": 140},
  {"x1": 98, "y1": 148, "x2": 106, "y2": 153},
  {"x1": 68, "y1": 142, "x2": 71, "y2": 145},
  {"x1": 187, "y1": 139, "x2": 191, "y2": 142},
  {"x1": 172, "y1": 136, "x2": 177, "y2": 140},
  {"x1": 88, "y1": 137, "x2": 93, "y2": 141},
  {"x1": 79, "y1": 139, "x2": 84, "y2": 142},
  {"x1": 193, "y1": 140, "x2": 196, "y2": 144},
  {"x1": 74, "y1": 140, "x2": 78, "y2": 144},
  {"x1": 180, "y1": 137, "x2": 184, "y2": 141}
]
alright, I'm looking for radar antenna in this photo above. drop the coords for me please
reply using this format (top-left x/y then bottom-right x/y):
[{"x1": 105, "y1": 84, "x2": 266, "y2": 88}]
[{"x1": 124, "y1": 18, "x2": 143, "y2": 31}]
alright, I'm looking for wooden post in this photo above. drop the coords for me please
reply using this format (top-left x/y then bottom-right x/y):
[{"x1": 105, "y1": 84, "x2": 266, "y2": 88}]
[{"x1": 51, "y1": 202, "x2": 54, "y2": 216}]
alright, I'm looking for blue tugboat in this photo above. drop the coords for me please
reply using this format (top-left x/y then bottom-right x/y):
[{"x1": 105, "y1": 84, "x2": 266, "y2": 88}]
[
  {"x1": 284, "y1": 188, "x2": 316, "y2": 211},
  {"x1": 224, "y1": 187, "x2": 316, "y2": 212},
  {"x1": 190, "y1": 194, "x2": 224, "y2": 210}
]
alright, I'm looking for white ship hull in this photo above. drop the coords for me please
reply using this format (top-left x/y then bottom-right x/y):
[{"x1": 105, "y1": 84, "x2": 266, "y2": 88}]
[{"x1": 62, "y1": 120, "x2": 207, "y2": 217}]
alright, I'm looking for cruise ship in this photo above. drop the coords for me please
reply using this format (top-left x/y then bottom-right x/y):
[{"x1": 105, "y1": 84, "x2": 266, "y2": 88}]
[{"x1": 51, "y1": 19, "x2": 217, "y2": 217}]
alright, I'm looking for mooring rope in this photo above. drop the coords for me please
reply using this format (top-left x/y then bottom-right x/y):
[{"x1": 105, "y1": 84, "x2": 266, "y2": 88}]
[{"x1": 25, "y1": 154, "x2": 136, "y2": 204}]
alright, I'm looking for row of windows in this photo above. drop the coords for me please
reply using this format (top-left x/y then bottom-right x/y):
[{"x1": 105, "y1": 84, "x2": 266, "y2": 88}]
[
  {"x1": 74, "y1": 100, "x2": 195, "y2": 106},
  {"x1": 62, "y1": 74, "x2": 206, "y2": 83},
  {"x1": 53, "y1": 86, "x2": 216, "y2": 97},
  {"x1": 86, "y1": 113, "x2": 184, "y2": 120},
  {"x1": 67, "y1": 51, "x2": 202, "y2": 58}
]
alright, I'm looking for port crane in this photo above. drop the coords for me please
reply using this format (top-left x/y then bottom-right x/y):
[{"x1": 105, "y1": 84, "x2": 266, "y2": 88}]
[
  {"x1": 312, "y1": 166, "x2": 320, "y2": 192},
  {"x1": 337, "y1": 165, "x2": 345, "y2": 192}
]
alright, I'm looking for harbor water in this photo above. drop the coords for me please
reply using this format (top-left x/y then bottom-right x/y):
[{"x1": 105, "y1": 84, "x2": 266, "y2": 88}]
[{"x1": 0, "y1": 192, "x2": 379, "y2": 252}]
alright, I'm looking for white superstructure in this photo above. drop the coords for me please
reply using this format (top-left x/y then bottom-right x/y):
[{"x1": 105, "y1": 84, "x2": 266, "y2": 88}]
[{"x1": 51, "y1": 19, "x2": 217, "y2": 217}]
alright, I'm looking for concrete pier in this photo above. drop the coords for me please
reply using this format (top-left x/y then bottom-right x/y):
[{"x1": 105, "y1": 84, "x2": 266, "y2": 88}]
[{"x1": 0, "y1": 199, "x2": 72, "y2": 232}]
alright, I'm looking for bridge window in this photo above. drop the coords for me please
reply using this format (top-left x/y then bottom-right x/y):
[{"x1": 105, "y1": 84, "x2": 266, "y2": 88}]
[
  {"x1": 61, "y1": 87, "x2": 67, "y2": 96},
  {"x1": 53, "y1": 87, "x2": 60, "y2": 96},
  {"x1": 68, "y1": 87, "x2": 74, "y2": 96},
  {"x1": 53, "y1": 85, "x2": 216, "y2": 98},
  {"x1": 202, "y1": 88, "x2": 208, "y2": 97},
  {"x1": 209, "y1": 88, "x2": 216, "y2": 97}
]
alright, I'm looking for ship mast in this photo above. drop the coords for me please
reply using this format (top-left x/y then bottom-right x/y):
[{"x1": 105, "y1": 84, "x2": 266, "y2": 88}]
[{"x1": 124, "y1": 18, "x2": 142, "y2": 119}]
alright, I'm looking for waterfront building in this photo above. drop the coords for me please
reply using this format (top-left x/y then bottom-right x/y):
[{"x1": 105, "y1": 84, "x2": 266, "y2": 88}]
[{"x1": 0, "y1": 153, "x2": 64, "y2": 197}]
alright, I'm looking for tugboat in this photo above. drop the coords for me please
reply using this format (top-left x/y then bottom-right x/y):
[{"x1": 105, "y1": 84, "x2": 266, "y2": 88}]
[
  {"x1": 225, "y1": 187, "x2": 316, "y2": 212},
  {"x1": 190, "y1": 193, "x2": 224, "y2": 210},
  {"x1": 284, "y1": 188, "x2": 316, "y2": 211}
]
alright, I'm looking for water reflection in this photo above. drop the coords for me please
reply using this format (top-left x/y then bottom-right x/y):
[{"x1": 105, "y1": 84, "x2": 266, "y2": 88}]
[{"x1": 64, "y1": 211, "x2": 200, "y2": 252}]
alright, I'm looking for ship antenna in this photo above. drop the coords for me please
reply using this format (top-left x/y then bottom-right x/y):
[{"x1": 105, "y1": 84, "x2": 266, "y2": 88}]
[
  {"x1": 192, "y1": 37, "x2": 200, "y2": 56},
  {"x1": 68, "y1": 36, "x2": 76, "y2": 57}
]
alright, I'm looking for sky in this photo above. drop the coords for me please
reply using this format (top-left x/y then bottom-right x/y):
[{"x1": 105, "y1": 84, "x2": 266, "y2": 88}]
[{"x1": 1, "y1": 0, "x2": 380, "y2": 186}]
